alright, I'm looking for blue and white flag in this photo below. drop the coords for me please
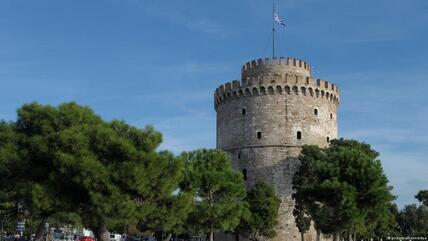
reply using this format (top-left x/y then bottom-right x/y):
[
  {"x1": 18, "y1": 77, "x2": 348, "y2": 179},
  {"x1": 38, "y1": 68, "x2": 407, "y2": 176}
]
[{"x1": 274, "y1": 12, "x2": 286, "y2": 27}]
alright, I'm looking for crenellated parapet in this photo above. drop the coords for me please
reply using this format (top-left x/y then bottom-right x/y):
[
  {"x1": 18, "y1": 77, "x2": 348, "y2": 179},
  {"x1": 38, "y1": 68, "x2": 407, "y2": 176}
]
[
  {"x1": 214, "y1": 57, "x2": 340, "y2": 109},
  {"x1": 215, "y1": 55, "x2": 340, "y2": 241},
  {"x1": 214, "y1": 75, "x2": 340, "y2": 110},
  {"x1": 241, "y1": 57, "x2": 311, "y2": 79}
]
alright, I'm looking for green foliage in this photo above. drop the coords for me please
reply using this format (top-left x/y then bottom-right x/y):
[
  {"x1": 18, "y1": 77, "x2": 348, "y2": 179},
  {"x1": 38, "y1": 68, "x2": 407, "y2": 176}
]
[
  {"x1": 397, "y1": 204, "x2": 428, "y2": 237},
  {"x1": 138, "y1": 153, "x2": 193, "y2": 237},
  {"x1": 0, "y1": 102, "x2": 187, "y2": 241},
  {"x1": 182, "y1": 149, "x2": 248, "y2": 240},
  {"x1": 140, "y1": 192, "x2": 193, "y2": 238},
  {"x1": 292, "y1": 138, "x2": 396, "y2": 238},
  {"x1": 239, "y1": 182, "x2": 280, "y2": 241},
  {"x1": 0, "y1": 121, "x2": 21, "y2": 233},
  {"x1": 293, "y1": 200, "x2": 312, "y2": 239},
  {"x1": 416, "y1": 190, "x2": 428, "y2": 207},
  {"x1": 292, "y1": 145, "x2": 322, "y2": 237}
]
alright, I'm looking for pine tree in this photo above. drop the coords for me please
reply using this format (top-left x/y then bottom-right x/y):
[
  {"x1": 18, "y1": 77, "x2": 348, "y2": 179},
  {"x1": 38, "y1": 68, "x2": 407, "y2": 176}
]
[
  {"x1": 183, "y1": 149, "x2": 248, "y2": 241},
  {"x1": 292, "y1": 138, "x2": 396, "y2": 239},
  {"x1": 239, "y1": 182, "x2": 280, "y2": 241},
  {"x1": 4, "y1": 102, "x2": 184, "y2": 241},
  {"x1": 416, "y1": 190, "x2": 428, "y2": 207}
]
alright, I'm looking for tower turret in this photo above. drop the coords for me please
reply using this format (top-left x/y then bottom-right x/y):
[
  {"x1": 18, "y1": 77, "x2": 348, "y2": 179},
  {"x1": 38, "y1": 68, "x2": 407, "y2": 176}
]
[{"x1": 214, "y1": 56, "x2": 340, "y2": 241}]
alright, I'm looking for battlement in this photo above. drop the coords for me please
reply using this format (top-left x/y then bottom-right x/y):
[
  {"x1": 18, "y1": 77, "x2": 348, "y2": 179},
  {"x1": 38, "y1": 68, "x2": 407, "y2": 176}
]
[
  {"x1": 214, "y1": 75, "x2": 340, "y2": 109},
  {"x1": 241, "y1": 57, "x2": 311, "y2": 79},
  {"x1": 215, "y1": 56, "x2": 340, "y2": 109},
  {"x1": 216, "y1": 55, "x2": 340, "y2": 241}
]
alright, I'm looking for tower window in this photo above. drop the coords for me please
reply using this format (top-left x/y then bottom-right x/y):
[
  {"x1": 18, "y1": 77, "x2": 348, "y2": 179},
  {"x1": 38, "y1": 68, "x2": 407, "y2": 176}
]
[
  {"x1": 327, "y1": 137, "x2": 330, "y2": 142},
  {"x1": 297, "y1": 131, "x2": 302, "y2": 140},
  {"x1": 257, "y1": 131, "x2": 262, "y2": 139},
  {"x1": 314, "y1": 109, "x2": 318, "y2": 115},
  {"x1": 330, "y1": 113, "x2": 333, "y2": 119},
  {"x1": 242, "y1": 108, "x2": 246, "y2": 115},
  {"x1": 242, "y1": 169, "x2": 247, "y2": 180},
  {"x1": 238, "y1": 152, "x2": 241, "y2": 159}
]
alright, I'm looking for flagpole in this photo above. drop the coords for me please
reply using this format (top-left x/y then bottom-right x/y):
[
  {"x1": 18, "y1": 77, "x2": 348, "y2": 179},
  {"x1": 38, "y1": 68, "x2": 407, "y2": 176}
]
[{"x1": 272, "y1": 3, "x2": 275, "y2": 58}]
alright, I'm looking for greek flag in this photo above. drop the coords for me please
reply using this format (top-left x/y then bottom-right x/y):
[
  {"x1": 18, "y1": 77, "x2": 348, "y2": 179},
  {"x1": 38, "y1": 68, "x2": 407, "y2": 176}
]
[{"x1": 274, "y1": 12, "x2": 286, "y2": 27}]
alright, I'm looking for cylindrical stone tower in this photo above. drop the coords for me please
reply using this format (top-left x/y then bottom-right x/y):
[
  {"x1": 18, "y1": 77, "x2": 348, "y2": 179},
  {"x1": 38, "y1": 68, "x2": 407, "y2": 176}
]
[{"x1": 214, "y1": 57, "x2": 340, "y2": 241}]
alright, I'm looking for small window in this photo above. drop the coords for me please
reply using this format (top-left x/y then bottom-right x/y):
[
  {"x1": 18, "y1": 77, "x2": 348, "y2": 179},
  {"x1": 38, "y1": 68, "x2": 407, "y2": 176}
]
[
  {"x1": 238, "y1": 152, "x2": 241, "y2": 159},
  {"x1": 330, "y1": 113, "x2": 333, "y2": 119},
  {"x1": 327, "y1": 137, "x2": 330, "y2": 142},
  {"x1": 314, "y1": 109, "x2": 318, "y2": 115},
  {"x1": 242, "y1": 108, "x2": 246, "y2": 115},
  {"x1": 257, "y1": 131, "x2": 262, "y2": 139},
  {"x1": 297, "y1": 131, "x2": 302, "y2": 140},
  {"x1": 242, "y1": 169, "x2": 247, "y2": 180}
]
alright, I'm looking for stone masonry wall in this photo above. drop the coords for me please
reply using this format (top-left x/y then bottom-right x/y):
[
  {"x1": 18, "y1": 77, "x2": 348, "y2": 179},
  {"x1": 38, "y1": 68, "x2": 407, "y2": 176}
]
[{"x1": 214, "y1": 57, "x2": 340, "y2": 241}]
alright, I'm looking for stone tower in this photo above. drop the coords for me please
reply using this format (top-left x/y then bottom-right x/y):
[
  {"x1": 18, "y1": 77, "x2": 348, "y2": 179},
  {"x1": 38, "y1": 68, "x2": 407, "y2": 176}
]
[{"x1": 214, "y1": 57, "x2": 340, "y2": 241}]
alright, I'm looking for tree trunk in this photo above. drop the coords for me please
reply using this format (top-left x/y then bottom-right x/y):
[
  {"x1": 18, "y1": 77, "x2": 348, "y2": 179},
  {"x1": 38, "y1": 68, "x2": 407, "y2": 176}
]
[
  {"x1": 34, "y1": 219, "x2": 47, "y2": 241},
  {"x1": 316, "y1": 230, "x2": 320, "y2": 241},
  {"x1": 301, "y1": 232, "x2": 306, "y2": 241},
  {"x1": 209, "y1": 230, "x2": 214, "y2": 241},
  {"x1": 94, "y1": 224, "x2": 109, "y2": 241},
  {"x1": 163, "y1": 234, "x2": 172, "y2": 241},
  {"x1": 251, "y1": 231, "x2": 258, "y2": 241},
  {"x1": 333, "y1": 233, "x2": 337, "y2": 241}
]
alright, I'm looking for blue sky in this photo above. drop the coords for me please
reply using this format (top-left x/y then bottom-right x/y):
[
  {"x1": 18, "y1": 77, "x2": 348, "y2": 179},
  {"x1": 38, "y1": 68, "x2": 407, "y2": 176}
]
[{"x1": 1, "y1": 0, "x2": 427, "y2": 207}]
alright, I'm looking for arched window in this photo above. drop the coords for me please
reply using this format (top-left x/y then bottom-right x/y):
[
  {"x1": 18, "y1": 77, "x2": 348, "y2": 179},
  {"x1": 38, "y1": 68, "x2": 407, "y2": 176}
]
[
  {"x1": 257, "y1": 131, "x2": 262, "y2": 139},
  {"x1": 297, "y1": 131, "x2": 302, "y2": 140},
  {"x1": 301, "y1": 87, "x2": 307, "y2": 95},
  {"x1": 327, "y1": 137, "x2": 330, "y2": 142},
  {"x1": 242, "y1": 108, "x2": 246, "y2": 115},
  {"x1": 314, "y1": 109, "x2": 318, "y2": 115},
  {"x1": 242, "y1": 169, "x2": 248, "y2": 180},
  {"x1": 330, "y1": 113, "x2": 333, "y2": 119},
  {"x1": 292, "y1": 86, "x2": 299, "y2": 94},
  {"x1": 245, "y1": 88, "x2": 251, "y2": 96},
  {"x1": 252, "y1": 87, "x2": 258, "y2": 95}
]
